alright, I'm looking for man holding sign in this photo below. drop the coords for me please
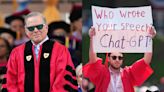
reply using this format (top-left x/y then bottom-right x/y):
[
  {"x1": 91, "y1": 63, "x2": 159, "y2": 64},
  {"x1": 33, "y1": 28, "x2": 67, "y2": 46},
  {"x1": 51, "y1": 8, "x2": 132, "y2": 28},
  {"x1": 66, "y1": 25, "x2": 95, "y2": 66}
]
[
  {"x1": 83, "y1": 26, "x2": 156, "y2": 92},
  {"x1": 83, "y1": 6, "x2": 156, "y2": 92}
]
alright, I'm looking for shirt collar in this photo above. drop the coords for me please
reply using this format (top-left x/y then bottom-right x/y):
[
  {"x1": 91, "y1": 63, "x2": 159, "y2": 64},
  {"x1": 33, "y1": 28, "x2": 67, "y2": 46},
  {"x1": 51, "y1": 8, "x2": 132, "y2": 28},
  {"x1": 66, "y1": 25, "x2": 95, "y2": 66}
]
[{"x1": 31, "y1": 36, "x2": 49, "y2": 47}]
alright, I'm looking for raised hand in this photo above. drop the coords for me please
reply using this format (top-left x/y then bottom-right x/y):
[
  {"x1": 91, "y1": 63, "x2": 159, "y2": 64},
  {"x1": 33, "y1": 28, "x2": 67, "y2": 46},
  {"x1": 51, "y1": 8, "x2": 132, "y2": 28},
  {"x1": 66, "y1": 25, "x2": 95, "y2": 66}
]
[
  {"x1": 89, "y1": 26, "x2": 96, "y2": 39},
  {"x1": 148, "y1": 26, "x2": 156, "y2": 38}
]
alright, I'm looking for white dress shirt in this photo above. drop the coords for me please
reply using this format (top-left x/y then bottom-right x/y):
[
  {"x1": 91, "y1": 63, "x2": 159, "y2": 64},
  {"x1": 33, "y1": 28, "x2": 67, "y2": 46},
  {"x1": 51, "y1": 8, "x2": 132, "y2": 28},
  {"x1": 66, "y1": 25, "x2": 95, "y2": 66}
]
[
  {"x1": 32, "y1": 36, "x2": 49, "y2": 59},
  {"x1": 107, "y1": 67, "x2": 124, "y2": 92}
]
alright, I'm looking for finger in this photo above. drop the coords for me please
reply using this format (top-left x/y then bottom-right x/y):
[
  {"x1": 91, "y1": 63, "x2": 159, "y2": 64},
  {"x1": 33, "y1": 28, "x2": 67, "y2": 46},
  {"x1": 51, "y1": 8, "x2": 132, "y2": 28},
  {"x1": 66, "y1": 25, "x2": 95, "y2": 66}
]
[
  {"x1": 148, "y1": 25, "x2": 154, "y2": 35},
  {"x1": 93, "y1": 30, "x2": 96, "y2": 35},
  {"x1": 150, "y1": 26, "x2": 156, "y2": 34},
  {"x1": 91, "y1": 27, "x2": 95, "y2": 32},
  {"x1": 89, "y1": 26, "x2": 94, "y2": 37},
  {"x1": 149, "y1": 26, "x2": 156, "y2": 38}
]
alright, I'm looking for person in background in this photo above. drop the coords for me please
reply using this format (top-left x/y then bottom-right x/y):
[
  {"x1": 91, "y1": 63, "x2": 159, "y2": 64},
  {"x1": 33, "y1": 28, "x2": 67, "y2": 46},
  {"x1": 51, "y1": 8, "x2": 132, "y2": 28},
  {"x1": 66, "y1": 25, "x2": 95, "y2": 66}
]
[
  {"x1": 48, "y1": 20, "x2": 81, "y2": 68},
  {"x1": 5, "y1": 15, "x2": 29, "y2": 46},
  {"x1": 76, "y1": 63, "x2": 82, "y2": 92},
  {"x1": 158, "y1": 77, "x2": 164, "y2": 92},
  {"x1": 69, "y1": 4, "x2": 82, "y2": 41},
  {"x1": 69, "y1": 4, "x2": 82, "y2": 68},
  {"x1": 0, "y1": 27, "x2": 16, "y2": 48},
  {"x1": 48, "y1": 21, "x2": 70, "y2": 44},
  {"x1": 0, "y1": 37, "x2": 11, "y2": 92},
  {"x1": 76, "y1": 63, "x2": 95, "y2": 92}
]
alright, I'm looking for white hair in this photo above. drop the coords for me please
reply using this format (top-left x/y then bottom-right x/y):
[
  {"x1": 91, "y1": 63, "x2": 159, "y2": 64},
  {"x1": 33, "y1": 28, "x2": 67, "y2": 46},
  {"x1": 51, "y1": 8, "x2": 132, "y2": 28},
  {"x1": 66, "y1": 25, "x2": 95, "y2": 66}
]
[{"x1": 24, "y1": 12, "x2": 46, "y2": 25}]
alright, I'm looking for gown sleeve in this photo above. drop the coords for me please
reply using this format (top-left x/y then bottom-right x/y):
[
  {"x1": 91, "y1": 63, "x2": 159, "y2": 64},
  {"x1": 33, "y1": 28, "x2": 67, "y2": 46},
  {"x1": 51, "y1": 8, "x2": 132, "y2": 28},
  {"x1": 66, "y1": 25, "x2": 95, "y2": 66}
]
[
  {"x1": 6, "y1": 48, "x2": 19, "y2": 92},
  {"x1": 126, "y1": 58, "x2": 153, "y2": 86},
  {"x1": 0, "y1": 66, "x2": 7, "y2": 92},
  {"x1": 51, "y1": 45, "x2": 78, "y2": 92},
  {"x1": 83, "y1": 59, "x2": 108, "y2": 86}
]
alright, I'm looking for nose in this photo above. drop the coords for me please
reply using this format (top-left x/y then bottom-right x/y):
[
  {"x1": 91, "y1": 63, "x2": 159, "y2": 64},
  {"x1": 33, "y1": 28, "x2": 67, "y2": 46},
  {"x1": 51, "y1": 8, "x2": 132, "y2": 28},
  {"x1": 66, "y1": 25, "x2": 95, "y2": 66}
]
[
  {"x1": 33, "y1": 27, "x2": 39, "y2": 32},
  {"x1": 115, "y1": 58, "x2": 120, "y2": 61}
]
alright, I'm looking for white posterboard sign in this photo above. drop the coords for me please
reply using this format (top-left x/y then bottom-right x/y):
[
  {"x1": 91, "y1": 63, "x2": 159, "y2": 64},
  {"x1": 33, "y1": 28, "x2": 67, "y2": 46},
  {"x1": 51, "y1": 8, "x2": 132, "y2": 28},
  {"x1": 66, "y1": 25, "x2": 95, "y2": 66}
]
[{"x1": 92, "y1": 6, "x2": 153, "y2": 53}]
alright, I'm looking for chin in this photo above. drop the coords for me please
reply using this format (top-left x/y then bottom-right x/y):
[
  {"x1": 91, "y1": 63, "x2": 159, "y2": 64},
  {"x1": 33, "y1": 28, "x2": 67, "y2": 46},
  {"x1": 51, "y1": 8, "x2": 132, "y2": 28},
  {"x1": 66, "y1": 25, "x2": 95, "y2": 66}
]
[
  {"x1": 114, "y1": 67, "x2": 121, "y2": 69},
  {"x1": 111, "y1": 65, "x2": 121, "y2": 70},
  {"x1": 33, "y1": 39, "x2": 41, "y2": 44}
]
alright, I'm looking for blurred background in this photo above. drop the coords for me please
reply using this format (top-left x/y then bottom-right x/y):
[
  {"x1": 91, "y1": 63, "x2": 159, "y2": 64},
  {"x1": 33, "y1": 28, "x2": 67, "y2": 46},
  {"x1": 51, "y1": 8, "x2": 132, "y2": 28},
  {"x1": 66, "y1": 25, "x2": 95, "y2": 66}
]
[{"x1": 82, "y1": 0, "x2": 164, "y2": 92}]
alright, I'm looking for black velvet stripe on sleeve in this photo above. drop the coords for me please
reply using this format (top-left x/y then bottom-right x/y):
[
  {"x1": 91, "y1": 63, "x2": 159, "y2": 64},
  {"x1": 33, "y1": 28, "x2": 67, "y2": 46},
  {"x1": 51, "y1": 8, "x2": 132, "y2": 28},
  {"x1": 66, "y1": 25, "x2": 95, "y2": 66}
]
[
  {"x1": 0, "y1": 79, "x2": 2, "y2": 83},
  {"x1": 1, "y1": 88, "x2": 8, "y2": 92},
  {"x1": 2, "y1": 78, "x2": 6, "y2": 84},
  {"x1": 66, "y1": 65, "x2": 76, "y2": 77},
  {"x1": 64, "y1": 74, "x2": 78, "y2": 86},
  {"x1": 0, "y1": 67, "x2": 7, "y2": 75},
  {"x1": 64, "y1": 84, "x2": 78, "y2": 92},
  {"x1": 24, "y1": 41, "x2": 34, "y2": 92},
  {"x1": 39, "y1": 40, "x2": 54, "y2": 92}
]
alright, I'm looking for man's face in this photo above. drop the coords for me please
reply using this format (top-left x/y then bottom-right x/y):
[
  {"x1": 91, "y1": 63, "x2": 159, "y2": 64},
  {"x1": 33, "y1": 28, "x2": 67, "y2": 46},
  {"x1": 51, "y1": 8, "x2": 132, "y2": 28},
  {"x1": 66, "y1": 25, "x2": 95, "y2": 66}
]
[
  {"x1": 0, "y1": 39, "x2": 8, "y2": 57},
  {"x1": 53, "y1": 29, "x2": 67, "y2": 36},
  {"x1": 72, "y1": 18, "x2": 82, "y2": 32},
  {"x1": 25, "y1": 15, "x2": 48, "y2": 44},
  {"x1": 109, "y1": 52, "x2": 123, "y2": 69},
  {"x1": 11, "y1": 19, "x2": 24, "y2": 33},
  {"x1": 0, "y1": 33, "x2": 14, "y2": 46}
]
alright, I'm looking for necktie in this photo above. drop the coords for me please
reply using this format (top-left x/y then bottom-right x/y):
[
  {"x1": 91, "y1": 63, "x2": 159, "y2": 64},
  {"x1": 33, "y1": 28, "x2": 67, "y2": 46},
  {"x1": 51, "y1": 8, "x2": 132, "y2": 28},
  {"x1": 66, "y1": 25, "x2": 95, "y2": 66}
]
[{"x1": 34, "y1": 45, "x2": 39, "y2": 59}]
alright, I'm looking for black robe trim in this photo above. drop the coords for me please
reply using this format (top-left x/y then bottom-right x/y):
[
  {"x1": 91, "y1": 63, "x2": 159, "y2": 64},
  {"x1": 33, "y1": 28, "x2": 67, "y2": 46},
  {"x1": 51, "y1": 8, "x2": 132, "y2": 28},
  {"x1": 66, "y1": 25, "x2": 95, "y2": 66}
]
[
  {"x1": 39, "y1": 40, "x2": 54, "y2": 92},
  {"x1": 24, "y1": 40, "x2": 54, "y2": 92},
  {"x1": 24, "y1": 41, "x2": 34, "y2": 92}
]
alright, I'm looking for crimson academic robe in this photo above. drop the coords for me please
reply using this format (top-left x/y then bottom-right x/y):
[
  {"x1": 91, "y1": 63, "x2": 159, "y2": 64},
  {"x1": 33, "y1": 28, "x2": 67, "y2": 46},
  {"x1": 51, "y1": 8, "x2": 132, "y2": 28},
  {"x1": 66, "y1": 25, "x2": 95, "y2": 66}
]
[
  {"x1": 7, "y1": 40, "x2": 78, "y2": 92},
  {"x1": 83, "y1": 58, "x2": 153, "y2": 92},
  {"x1": 0, "y1": 62, "x2": 7, "y2": 92}
]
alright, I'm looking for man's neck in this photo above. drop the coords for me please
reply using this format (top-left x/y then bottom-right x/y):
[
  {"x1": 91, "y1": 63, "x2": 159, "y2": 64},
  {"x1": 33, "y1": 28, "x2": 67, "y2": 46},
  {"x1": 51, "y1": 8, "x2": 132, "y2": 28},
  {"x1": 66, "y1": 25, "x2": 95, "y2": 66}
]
[
  {"x1": 32, "y1": 36, "x2": 49, "y2": 46},
  {"x1": 109, "y1": 65, "x2": 121, "y2": 73}
]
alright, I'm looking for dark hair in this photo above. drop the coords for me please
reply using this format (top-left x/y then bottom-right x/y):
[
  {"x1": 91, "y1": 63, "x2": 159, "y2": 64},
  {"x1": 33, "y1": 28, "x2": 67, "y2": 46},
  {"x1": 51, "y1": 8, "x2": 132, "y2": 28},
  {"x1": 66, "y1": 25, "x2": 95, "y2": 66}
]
[
  {"x1": 69, "y1": 4, "x2": 82, "y2": 23},
  {"x1": 107, "y1": 53, "x2": 124, "y2": 57},
  {"x1": 107, "y1": 53, "x2": 111, "y2": 57},
  {"x1": 0, "y1": 37, "x2": 11, "y2": 59},
  {"x1": 48, "y1": 21, "x2": 70, "y2": 37},
  {"x1": 5, "y1": 15, "x2": 25, "y2": 25},
  {"x1": 0, "y1": 27, "x2": 17, "y2": 39}
]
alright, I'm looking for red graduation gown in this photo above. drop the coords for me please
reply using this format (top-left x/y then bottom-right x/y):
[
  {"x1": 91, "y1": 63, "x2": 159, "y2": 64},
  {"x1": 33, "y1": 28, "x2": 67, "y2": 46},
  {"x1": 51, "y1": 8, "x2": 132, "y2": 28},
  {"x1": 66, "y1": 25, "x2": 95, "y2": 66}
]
[
  {"x1": 83, "y1": 58, "x2": 153, "y2": 92},
  {"x1": 6, "y1": 41, "x2": 77, "y2": 92},
  {"x1": 0, "y1": 62, "x2": 7, "y2": 91}
]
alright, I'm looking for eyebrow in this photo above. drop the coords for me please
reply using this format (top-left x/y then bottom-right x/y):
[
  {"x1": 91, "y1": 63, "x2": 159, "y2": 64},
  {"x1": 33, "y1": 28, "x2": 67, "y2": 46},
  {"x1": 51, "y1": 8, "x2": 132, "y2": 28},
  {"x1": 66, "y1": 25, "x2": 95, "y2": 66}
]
[{"x1": 110, "y1": 55, "x2": 123, "y2": 56}]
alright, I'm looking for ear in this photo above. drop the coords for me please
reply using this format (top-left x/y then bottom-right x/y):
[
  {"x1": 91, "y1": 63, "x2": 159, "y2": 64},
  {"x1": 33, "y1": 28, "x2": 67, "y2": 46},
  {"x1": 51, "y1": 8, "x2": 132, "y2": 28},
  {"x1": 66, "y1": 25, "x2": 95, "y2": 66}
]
[
  {"x1": 25, "y1": 30, "x2": 30, "y2": 38},
  {"x1": 45, "y1": 25, "x2": 48, "y2": 34},
  {"x1": 105, "y1": 53, "x2": 109, "y2": 67},
  {"x1": 45, "y1": 25, "x2": 48, "y2": 29},
  {"x1": 108, "y1": 57, "x2": 111, "y2": 62}
]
